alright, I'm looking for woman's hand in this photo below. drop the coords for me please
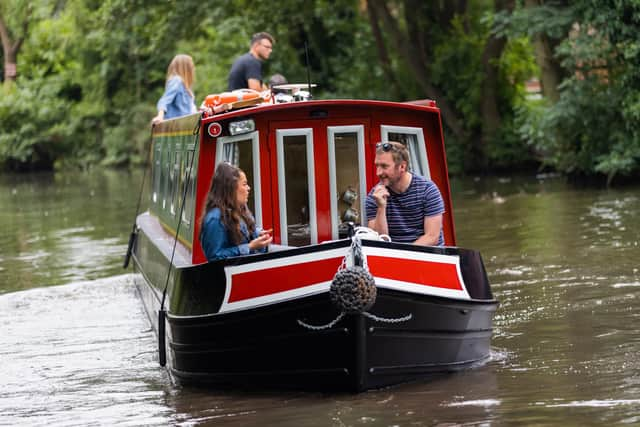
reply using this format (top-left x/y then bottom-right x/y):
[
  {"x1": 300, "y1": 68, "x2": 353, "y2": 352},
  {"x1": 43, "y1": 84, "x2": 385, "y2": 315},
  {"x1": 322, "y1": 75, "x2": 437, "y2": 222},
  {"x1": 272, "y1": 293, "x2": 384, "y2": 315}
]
[
  {"x1": 151, "y1": 111, "x2": 164, "y2": 125},
  {"x1": 249, "y1": 229, "x2": 273, "y2": 250}
]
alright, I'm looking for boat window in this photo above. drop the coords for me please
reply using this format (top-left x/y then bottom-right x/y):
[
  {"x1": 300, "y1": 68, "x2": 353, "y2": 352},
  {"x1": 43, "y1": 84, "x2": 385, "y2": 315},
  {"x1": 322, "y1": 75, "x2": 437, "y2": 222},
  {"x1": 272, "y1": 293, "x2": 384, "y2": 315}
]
[
  {"x1": 216, "y1": 131, "x2": 262, "y2": 226},
  {"x1": 380, "y1": 125, "x2": 430, "y2": 178},
  {"x1": 169, "y1": 150, "x2": 181, "y2": 217},
  {"x1": 181, "y1": 145, "x2": 197, "y2": 226},
  {"x1": 161, "y1": 144, "x2": 169, "y2": 211},
  {"x1": 328, "y1": 126, "x2": 366, "y2": 239},
  {"x1": 276, "y1": 128, "x2": 317, "y2": 246},
  {"x1": 152, "y1": 143, "x2": 162, "y2": 205}
]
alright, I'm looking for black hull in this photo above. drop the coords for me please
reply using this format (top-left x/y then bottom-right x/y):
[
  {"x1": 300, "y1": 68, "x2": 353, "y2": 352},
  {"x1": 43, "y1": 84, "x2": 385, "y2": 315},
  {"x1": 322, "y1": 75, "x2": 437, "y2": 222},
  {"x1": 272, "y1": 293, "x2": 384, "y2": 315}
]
[{"x1": 132, "y1": 217, "x2": 498, "y2": 392}]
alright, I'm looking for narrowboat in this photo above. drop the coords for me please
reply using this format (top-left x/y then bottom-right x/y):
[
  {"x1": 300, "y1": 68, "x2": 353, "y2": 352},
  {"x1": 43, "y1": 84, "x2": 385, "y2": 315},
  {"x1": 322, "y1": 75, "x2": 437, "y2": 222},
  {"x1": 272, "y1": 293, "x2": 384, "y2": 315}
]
[{"x1": 128, "y1": 90, "x2": 498, "y2": 392}]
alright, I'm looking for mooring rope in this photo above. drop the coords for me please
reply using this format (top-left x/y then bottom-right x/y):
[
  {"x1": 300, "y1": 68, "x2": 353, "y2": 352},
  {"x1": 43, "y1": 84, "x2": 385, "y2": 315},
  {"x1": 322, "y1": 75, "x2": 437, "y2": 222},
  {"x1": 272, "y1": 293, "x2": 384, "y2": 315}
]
[
  {"x1": 156, "y1": 115, "x2": 202, "y2": 366},
  {"x1": 123, "y1": 126, "x2": 155, "y2": 269}
]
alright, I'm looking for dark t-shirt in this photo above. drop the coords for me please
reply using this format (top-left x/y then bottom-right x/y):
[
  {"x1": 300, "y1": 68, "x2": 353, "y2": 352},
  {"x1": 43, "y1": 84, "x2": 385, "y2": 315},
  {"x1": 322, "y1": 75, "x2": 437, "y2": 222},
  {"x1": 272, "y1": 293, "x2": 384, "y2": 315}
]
[{"x1": 228, "y1": 53, "x2": 263, "y2": 90}]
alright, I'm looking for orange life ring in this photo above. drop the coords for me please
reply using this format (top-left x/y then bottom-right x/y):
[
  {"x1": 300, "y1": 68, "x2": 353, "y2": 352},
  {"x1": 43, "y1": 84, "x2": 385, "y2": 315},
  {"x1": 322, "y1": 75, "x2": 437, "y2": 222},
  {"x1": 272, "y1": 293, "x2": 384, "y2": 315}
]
[{"x1": 203, "y1": 89, "x2": 270, "y2": 108}]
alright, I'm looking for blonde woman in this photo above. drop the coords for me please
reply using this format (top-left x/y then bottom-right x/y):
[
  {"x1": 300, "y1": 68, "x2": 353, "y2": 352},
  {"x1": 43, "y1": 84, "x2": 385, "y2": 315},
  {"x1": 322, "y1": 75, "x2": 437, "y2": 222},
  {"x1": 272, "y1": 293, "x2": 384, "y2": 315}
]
[{"x1": 152, "y1": 54, "x2": 197, "y2": 124}]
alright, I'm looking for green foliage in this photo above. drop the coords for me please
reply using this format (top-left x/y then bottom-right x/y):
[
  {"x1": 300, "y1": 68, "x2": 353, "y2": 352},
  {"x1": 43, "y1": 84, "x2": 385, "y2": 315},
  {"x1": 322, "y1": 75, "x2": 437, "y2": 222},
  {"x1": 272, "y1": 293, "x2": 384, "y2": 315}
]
[
  {"x1": 101, "y1": 103, "x2": 156, "y2": 167},
  {"x1": 503, "y1": 1, "x2": 640, "y2": 182},
  {"x1": 1, "y1": 0, "x2": 639, "y2": 183},
  {"x1": 0, "y1": 79, "x2": 72, "y2": 170},
  {"x1": 1, "y1": 0, "x2": 391, "y2": 172},
  {"x1": 494, "y1": 2, "x2": 575, "y2": 40},
  {"x1": 488, "y1": 36, "x2": 540, "y2": 170},
  {"x1": 431, "y1": 16, "x2": 486, "y2": 131},
  {"x1": 0, "y1": 2, "x2": 77, "y2": 171},
  {"x1": 428, "y1": 6, "x2": 538, "y2": 171}
]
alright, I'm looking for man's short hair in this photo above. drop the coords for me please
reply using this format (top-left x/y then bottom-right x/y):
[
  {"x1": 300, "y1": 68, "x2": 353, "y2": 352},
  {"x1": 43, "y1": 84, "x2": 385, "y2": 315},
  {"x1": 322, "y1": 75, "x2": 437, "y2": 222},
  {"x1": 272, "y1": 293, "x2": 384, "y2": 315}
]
[
  {"x1": 376, "y1": 141, "x2": 409, "y2": 166},
  {"x1": 251, "y1": 32, "x2": 275, "y2": 47}
]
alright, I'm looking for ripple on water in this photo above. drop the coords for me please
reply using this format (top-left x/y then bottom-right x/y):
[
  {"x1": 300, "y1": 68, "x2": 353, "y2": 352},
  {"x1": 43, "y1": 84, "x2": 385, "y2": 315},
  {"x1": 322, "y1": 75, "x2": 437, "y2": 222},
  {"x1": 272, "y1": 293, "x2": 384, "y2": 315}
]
[
  {"x1": 612, "y1": 281, "x2": 640, "y2": 288},
  {"x1": 1, "y1": 228, "x2": 127, "y2": 293},
  {"x1": 546, "y1": 399, "x2": 640, "y2": 408},
  {"x1": 0, "y1": 275, "x2": 172, "y2": 426},
  {"x1": 444, "y1": 399, "x2": 501, "y2": 408}
]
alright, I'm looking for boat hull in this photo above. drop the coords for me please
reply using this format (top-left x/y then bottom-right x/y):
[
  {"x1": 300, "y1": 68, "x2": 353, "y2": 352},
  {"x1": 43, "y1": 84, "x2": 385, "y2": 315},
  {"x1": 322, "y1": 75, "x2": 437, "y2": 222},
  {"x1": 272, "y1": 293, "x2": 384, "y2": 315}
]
[{"x1": 133, "y1": 216, "x2": 498, "y2": 392}]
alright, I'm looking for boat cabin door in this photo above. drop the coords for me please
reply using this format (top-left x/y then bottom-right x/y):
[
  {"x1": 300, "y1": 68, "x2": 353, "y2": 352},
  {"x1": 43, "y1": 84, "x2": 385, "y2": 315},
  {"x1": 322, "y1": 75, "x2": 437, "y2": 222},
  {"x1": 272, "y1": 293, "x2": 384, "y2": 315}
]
[{"x1": 268, "y1": 120, "x2": 370, "y2": 246}]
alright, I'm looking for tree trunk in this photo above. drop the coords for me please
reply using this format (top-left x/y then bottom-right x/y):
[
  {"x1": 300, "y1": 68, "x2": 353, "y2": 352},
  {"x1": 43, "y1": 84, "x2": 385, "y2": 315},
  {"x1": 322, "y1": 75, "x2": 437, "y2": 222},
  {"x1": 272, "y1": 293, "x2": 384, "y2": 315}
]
[
  {"x1": 366, "y1": 1, "x2": 466, "y2": 141},
  {"x1": 0, "y1": 10, "x2": 30, "y2": 86},
  {"x1": 525, "y1": 0, "x2": 562, "y2": 102},
  {"x1": 532, "y1": 33, "x2": 562, "y2": 102},
  {"x1": 477, "y1": 0, "x2": 514, "y2": 169},
  {"x1": 365, "y1": 1, "x2": 400, "y2": 99}
]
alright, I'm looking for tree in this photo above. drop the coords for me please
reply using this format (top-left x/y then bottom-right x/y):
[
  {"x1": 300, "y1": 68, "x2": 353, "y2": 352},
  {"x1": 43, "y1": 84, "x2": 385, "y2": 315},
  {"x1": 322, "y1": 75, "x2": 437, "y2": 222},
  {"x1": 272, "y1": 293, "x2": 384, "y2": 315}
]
[
  {"x1": 502, "y1": 0, "x2": 640, "y2": 182},
  {"x1": 0, "y1": 2, "x2": 31, "y2": 88},
  {"x1": 500, "y1": 0, "x2": 571, "y2": 102},
  {"x1": 480, "y1": 0, "x2": 515, "y2": 164},
  {"x1": 365, "y1": 0, "x2": 528, "y2": 172},
  {"x1": 366, "y1": 1, "x2": 466, "y2": 141}
]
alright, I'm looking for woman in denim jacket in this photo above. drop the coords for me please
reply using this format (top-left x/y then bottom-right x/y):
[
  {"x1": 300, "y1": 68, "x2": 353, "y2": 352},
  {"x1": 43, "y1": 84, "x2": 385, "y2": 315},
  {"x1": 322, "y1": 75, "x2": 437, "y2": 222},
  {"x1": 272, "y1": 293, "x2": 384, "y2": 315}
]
[
  {"x1": 152, "y1": 54, "x2": 197, "y2": 124},
  {"x1": 199, "y1": 163, "x2": 272, "y2": 261}
]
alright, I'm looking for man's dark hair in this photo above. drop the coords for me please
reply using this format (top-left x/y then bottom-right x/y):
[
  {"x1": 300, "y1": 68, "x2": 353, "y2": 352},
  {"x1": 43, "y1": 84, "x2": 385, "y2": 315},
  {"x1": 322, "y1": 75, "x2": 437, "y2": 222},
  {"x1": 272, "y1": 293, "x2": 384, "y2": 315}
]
[
  {"x1": 269, "y1": 74, "x2": 288, "y2": 93},
  {"x1": 251, "y1": 32, "x2": 275, "y2": 47}
]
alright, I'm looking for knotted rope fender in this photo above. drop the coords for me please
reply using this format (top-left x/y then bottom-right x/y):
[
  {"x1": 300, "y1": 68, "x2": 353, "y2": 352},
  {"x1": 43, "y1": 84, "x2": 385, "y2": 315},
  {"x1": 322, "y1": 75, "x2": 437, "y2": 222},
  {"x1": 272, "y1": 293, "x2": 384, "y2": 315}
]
[
  {"x1": 297, "y1": 227, "x2": 412, "y2": 330},
  {"x1": 330, "y1": 266, "x2": 376, "y2": 314}
]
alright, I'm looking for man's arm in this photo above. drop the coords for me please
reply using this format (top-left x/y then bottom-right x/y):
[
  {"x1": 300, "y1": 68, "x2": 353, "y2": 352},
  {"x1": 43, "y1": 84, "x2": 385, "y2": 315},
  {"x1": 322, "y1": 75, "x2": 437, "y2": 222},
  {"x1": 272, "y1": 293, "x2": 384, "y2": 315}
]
[
  {"x1": 413, "y1": 214, "x2": 443, "y2": 246},
  {"x1": 367, "y1": 210, "x2": 389, "y2": 235},
  {"x1": 247, "y1": 78, "x2": 266, "y2": 91}
]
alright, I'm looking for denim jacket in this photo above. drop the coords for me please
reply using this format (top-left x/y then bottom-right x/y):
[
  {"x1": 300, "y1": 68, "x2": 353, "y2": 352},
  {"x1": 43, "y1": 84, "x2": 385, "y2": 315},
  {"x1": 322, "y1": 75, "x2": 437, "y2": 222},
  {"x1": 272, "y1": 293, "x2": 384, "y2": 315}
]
[
  {"x1": 200, "y1": 207, "x2": 265, "y2": 261},
  {"x1": 157, "y1": 75, "x2": 196, "y2": 120}
]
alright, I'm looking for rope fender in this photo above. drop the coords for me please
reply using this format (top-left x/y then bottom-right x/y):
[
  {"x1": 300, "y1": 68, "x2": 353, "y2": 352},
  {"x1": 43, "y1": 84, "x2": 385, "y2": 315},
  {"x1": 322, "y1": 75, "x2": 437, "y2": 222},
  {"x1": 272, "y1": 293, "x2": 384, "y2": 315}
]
[
  {"x1": 298, "y1": 228, "x2": 412, "y2": 330},
  {"x1": 330, "y1": 266, "x2": 376, "y2": 314}
]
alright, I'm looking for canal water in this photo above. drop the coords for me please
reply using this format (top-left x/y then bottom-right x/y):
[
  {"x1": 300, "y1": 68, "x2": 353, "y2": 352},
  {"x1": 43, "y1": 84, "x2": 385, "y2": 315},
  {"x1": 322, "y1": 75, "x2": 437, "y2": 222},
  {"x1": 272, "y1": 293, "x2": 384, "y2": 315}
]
[{"x1": 1, "y1": 170, "x2": 639, "y2": 426}]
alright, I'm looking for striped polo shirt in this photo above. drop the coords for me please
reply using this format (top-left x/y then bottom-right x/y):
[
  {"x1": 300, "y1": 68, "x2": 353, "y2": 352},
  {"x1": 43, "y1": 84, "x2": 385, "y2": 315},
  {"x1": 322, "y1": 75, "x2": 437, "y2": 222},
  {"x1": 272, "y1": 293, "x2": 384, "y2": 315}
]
[{"x1": 365, "y1": 174, "x2": 445, "y2": 245}]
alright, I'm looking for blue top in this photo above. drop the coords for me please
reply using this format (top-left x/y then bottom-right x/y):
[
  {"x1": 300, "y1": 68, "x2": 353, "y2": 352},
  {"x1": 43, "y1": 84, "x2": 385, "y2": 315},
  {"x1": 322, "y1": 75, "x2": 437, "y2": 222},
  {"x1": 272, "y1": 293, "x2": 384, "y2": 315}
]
[
  {"x1": 365, "y1": 174, "x2": 445, "y2": 245},
  {"x1": 156, "y1": 75, "x2": 196, "y2": 119},
  {"x1": 200, "y1": 207, "x2": 266, "y2": 261}
]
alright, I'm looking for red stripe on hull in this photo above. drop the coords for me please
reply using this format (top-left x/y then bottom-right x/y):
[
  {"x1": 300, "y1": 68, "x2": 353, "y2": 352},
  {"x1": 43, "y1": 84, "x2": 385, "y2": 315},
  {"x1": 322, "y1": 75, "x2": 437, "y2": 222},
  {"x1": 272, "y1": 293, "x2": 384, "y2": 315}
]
[
  {"x1": 229, "y1": 257, "x2": 343, "y2": 302},
  {"x1": 367, "y1": 255, "x2": 463, "y2": 291}
]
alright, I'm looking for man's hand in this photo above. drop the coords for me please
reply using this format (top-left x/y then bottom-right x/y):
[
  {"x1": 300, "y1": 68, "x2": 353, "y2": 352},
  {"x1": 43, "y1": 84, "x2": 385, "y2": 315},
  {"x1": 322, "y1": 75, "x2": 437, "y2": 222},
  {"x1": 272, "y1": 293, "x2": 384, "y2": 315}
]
[{"x1": 371, "y1": 184, "x2": 390, "y2": 208}]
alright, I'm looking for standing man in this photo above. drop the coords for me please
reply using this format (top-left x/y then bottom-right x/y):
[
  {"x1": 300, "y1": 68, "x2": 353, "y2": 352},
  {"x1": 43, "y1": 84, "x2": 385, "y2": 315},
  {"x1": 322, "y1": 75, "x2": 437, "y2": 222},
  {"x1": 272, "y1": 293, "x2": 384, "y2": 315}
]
[
  {"x1": 228, "y1": 32, "x2": 275, "y2": 91},
  {"x1": 366, "y1": 141, "x2": 445, "y2": 246}
]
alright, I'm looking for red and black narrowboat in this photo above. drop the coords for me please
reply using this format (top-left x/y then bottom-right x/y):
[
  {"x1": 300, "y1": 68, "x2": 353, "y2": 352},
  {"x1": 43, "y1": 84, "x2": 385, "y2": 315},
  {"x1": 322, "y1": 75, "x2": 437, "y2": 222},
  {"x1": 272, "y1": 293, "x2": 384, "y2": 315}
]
[{"x1": 129, "y1": 91, "x2": 498, "y2": 392}]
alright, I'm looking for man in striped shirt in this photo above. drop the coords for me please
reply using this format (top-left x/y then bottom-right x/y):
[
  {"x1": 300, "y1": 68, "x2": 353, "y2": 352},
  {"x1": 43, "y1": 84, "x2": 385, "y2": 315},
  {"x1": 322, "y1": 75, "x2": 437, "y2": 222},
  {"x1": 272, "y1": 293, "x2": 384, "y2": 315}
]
[{"x1": 365, "y1": 141, "x2": 445, "y2": 246}]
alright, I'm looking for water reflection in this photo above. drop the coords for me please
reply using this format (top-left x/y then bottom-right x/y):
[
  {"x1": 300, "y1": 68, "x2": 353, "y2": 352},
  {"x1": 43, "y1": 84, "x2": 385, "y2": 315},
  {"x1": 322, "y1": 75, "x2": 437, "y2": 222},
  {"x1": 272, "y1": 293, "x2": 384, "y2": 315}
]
[
  {"x1": 0, "y1": 275, "x2": 171, "y2": 426},
  {"x1": 0, "y1": 171, "x2": 139, "y2": 293}
]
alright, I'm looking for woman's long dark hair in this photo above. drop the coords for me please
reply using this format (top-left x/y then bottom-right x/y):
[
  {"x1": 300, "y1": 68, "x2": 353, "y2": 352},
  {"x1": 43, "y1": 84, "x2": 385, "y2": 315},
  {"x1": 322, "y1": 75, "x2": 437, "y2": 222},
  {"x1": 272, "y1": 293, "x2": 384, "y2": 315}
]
[{"x1": 200, "y1": 162, "x2": 256, "y2": 244}]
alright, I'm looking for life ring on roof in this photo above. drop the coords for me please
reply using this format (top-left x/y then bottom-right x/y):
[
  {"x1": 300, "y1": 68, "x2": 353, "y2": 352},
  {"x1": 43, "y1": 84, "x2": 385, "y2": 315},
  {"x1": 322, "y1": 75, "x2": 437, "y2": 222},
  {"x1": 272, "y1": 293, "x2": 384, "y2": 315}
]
[{"x1": 203, "y1": 89, "x2": 270, "y2": 109}]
